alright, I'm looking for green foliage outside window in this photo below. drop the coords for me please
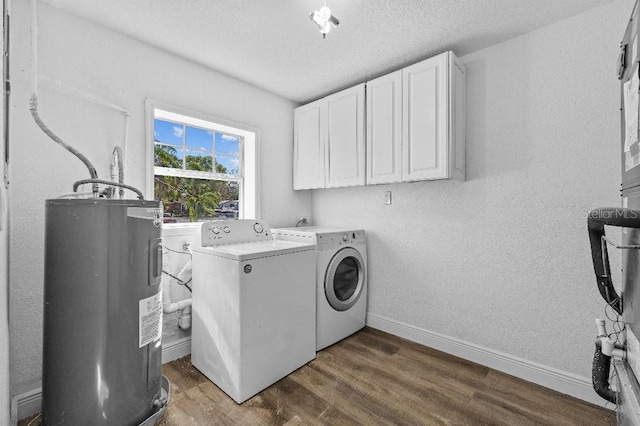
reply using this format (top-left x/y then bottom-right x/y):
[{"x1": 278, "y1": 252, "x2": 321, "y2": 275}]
[{"x1": 154, "y1": 145, "x2": 239, "y2": 222}]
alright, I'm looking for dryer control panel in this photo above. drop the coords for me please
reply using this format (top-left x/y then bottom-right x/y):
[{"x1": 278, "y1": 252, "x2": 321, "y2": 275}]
[{"x1": 201, "y1": 219, "x2": 271, "y2": 246}]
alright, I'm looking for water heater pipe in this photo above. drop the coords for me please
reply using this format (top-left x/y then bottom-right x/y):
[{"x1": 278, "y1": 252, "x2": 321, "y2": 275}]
[
  {"x1": 121, "y1": 113, "x2": 130, "y2": 195},
  {"x1": 29, "y1": 96, "x2": 99, "y2": 182},
  {"x1": 37, "y1": 75, "x2": 132, "y2": 184},
  {"x1": 112, "y1": 146, "x2": 125, "y2": 198},
  {"x1": 38, "y1": 74, "x2": 133, "y2": 182},
  {"x1": 30, "y1": 0, "x2": 37, "y2": 99},
  {"x1": 38, "y1": 74, "x2": 131, "y2": 115},
  {"x1": 73, "y1": 178, "x2": 143, "y2": 200},
  {"x1": 31, "y1": 0, "x2": 139, "y2": 199},
  {"x1": 30, "y1": 0, "x2": 99, "y2": 195}
]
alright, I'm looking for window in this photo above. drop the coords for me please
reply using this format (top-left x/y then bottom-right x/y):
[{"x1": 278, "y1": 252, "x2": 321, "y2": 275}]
[{"x1": 146, "y1": 101, "x2": 258, "y2": 224}]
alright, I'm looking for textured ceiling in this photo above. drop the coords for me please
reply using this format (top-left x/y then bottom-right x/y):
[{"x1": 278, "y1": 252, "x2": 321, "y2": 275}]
[{"x1": 41, "y1": 0, "x2": 615, "y2": 104}]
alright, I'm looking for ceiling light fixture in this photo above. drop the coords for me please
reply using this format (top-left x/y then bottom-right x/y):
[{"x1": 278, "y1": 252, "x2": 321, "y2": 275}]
[{"x1": 309, "y1": 2, "x2": 339, "y2": 39}]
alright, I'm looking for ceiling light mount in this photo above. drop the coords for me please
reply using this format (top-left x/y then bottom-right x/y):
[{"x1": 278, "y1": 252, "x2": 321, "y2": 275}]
[{"x1": 309, "y1": 2, "x2": 339, "y2": 39}]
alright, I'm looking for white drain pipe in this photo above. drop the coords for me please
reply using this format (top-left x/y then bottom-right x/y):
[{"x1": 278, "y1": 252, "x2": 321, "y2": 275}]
[
  {"x1": 178, "y1": 305, "x2": 192, "y2": 330},
  {"x1": 162, "y1": 291, "x2": 192, "y2": 330},
  {"x1": 162, "y1": 258, "x2": 193, "y2": 330}
]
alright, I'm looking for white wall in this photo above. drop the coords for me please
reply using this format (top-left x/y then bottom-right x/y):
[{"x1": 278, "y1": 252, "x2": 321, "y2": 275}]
[
  {"x1": 8, "y1": 0, "x2": 635, "y2": 413},
  {"x1": 0, "y1": 196, "x2": 8, "y2": 426},
  {"x1": 313, "y1": 0, "x2": 634, "y2": 392},
  {"x1": 0, "y1": 0, "x2": 10, "y2": 423},
  {"x1": 9, "y1": 0, "x2": 310, "y2": 397},
  {"x1": 0, "y1": 185, "x2": 8, "y2": 425}
]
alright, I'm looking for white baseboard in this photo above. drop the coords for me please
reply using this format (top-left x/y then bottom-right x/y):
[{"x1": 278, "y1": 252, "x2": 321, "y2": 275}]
[
  {"x1": 161, "y1": 336, "x2": 191, "y2": 364},
  {"x1": 12, "y1": 338, "x2": 193, "y2": 424},
  {"x1": 11, "y1": 387, "x2": 40, "y2": 425},
  {"x1": 366, "y1": 312, "x2": 606, "y2": 407},
  {"x1": 10, "y1": 393, "x2": 16, "y2": 426}
]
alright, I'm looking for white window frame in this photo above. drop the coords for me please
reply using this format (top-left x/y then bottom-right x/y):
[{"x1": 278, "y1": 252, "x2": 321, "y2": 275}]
[{"x1": 145, "y1": 99, "x2": 259, "y2": 224}]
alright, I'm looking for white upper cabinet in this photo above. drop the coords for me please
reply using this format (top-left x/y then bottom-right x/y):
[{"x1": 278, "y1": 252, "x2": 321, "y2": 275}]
[
  {"x1": 367, "y1": 70, "x2": 403, "y2": 185},
  {"x1": 293, "y1": 84, "x2": 365, "y2": 190},
  {"x1": 325, "y1": 84, "x2": 366, "y2": 188},
  {"x1": 402, "y1": 51, "x2": 465, "y2": 182},
  {"x1": 367, "y1": 51, "x2": 465, "y2": 184},
  {"x1": 293, "y1": 99, "x2": 326, "y2": 190},
  {"x1": 294, "y1": 51, "x2": 464, "y2": 190}
]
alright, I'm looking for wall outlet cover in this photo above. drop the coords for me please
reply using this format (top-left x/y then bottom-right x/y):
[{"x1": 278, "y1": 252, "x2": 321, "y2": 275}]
[{"x1": 384, "y1": 191, "x2": 392, "y2": 205}]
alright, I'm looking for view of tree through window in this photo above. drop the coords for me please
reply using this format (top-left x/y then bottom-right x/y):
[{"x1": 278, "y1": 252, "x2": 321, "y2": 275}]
[{"x1": 154, "y1": 118, "x2": 242, "y2": 223}]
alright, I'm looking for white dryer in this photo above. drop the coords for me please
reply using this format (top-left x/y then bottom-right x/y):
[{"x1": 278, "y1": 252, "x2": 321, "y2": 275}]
[
  {"x1": 273, "y1": 226, "x2": 367, "y2": 350},
  {"x1": 191, "y1": 220, "x2": 316, "y2": 403}
]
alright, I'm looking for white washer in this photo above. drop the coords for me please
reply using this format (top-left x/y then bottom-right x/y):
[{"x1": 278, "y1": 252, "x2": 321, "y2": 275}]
[
  {"x1": 191, "y1": 220, "x2": 316, "y2": 403},
  {"x1": 273, "y1": 226, "x2": 367, "y2": 350}
]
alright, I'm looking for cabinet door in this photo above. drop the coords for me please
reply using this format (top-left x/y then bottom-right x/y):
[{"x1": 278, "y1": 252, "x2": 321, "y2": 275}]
[
  {"x1": 293, "y1": 99, "x2": 326, "y2": 190},
  {"x1": 450, "y1": 56, "x2": 466, "y2": 181},
  {"x1": 325, "y1": 84, "x2": 366, "y2": 188},
  {"x1": 367, "y1": 70, "x2": 403, "y2": 185},
  {"x1": 403, "y1": 52, "x2": 449, "y2": 181}
]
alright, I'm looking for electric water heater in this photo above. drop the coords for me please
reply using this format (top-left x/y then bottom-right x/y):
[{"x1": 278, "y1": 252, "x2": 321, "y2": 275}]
[{"x1": 41, "y1": 198, "x2": 167, "y2": 425}]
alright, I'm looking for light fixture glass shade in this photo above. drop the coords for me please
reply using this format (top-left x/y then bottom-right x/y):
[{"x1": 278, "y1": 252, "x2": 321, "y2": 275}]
[
  {"x1": 309, "y1": 3, "x2": 339, "y2": 38},
  {"x1": 310, "y1": 10, "x2": 325, "y2": 30},
  {"x1": 319, "y1": 6, "x2": 332, "y2": 21}
]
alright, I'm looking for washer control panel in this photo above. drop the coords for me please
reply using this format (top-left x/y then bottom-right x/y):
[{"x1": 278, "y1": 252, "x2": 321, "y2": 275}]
[
  {"x1": 317, "y1": 230, "x2": 366, "y2": 251},
  {"x1": 201, "y1": 219, "x2": 271, "y2": 246}
]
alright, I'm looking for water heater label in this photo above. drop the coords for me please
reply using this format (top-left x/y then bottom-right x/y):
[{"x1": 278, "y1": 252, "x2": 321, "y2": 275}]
[{"x1": 139, "y1": 291, "x2": 163, "y2": 348}]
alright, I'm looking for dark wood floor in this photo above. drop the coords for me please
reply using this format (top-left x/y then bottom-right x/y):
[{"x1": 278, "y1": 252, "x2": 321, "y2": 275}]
[
  {"x1": 158, "y1": 327, "x2": 614, "y2": 425},
  {"x1": 19, "y1": 327, "x2": 616, "y2": 425}
]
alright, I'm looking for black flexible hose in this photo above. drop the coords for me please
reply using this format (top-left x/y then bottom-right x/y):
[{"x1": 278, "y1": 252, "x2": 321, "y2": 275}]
[
  {"x1": 73, "y1": 179, "x2": 144, "y2": 200},
  {"x1": 592, "y1": 338, "x2": 616, "y2": 404},
  {"x1": 587, "y1": 207, "x2": 640, "y2": 315}
]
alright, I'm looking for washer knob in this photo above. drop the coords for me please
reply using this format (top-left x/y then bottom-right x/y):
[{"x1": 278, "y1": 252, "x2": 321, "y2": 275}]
[
  {"x1": 253, "y1": 223, "x2": 264, "y2": 233},
  {"x1": 342, "y1": 233, "x2": 348, "y2": 242},
  {"x1": 223, "y1": 226, "x2": 231, "y2": 233},
  {"x1": 212, "y1": 227, "x2": 220, "y2": 234}
]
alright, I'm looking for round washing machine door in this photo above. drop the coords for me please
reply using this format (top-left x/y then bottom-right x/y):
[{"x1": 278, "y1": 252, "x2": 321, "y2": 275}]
[{"x1": 324, "y1": 247, "x2": 365, "y2": 311}]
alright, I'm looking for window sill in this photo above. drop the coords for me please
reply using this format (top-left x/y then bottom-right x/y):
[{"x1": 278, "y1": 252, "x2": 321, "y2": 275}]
[{"x1": 161, "y1": 222, "x2": 201, "y2": 237}]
